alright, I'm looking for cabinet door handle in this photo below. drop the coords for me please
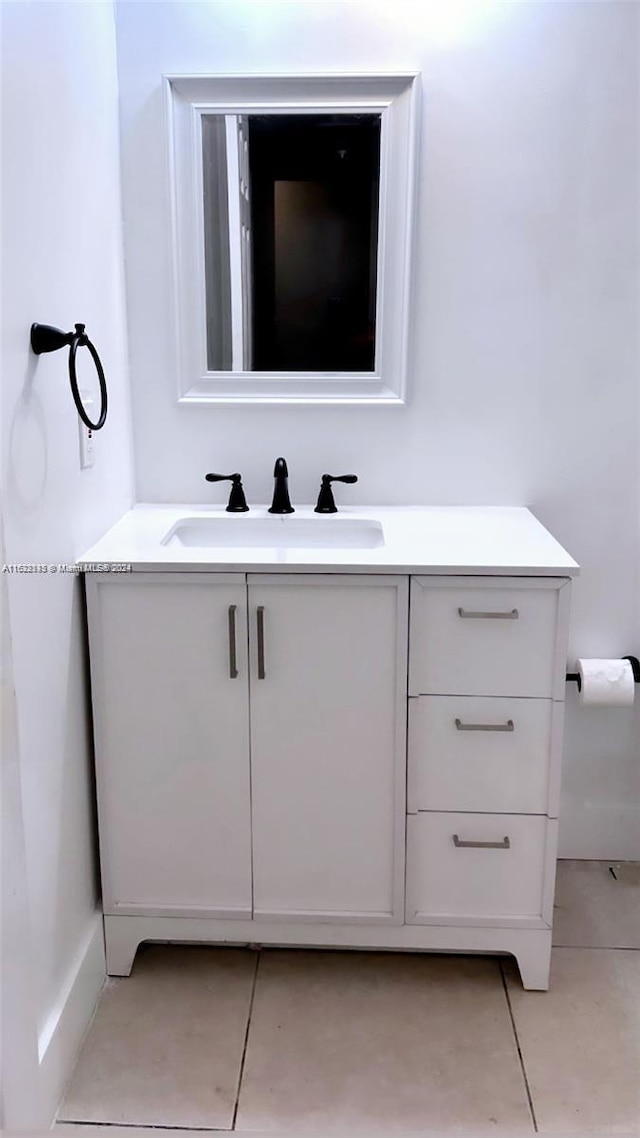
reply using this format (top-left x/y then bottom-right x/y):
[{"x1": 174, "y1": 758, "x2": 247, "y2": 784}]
[
  {"x1": 457, "y1": 607, "x2": 519, "y2": 620},
  {"x1": 453, "y1": 834, "x2": 511, "y2": 850},
  {"x1": 228, "y1": 604, "x2": 238, "y2": 679},
  {"x1": 455, "y1": 718, "x2": 514, "y2": 732},
  {"x1": 256, "y1": 605, "x2": 266, "y2": 679}
]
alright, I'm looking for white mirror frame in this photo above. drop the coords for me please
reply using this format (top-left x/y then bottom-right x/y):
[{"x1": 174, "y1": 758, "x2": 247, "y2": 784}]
[{"x1": 165, "y1": 73, "x2": 420, "y2": 405}]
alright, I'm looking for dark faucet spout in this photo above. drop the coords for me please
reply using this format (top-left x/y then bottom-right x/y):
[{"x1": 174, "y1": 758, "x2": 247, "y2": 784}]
[{"x1": 269, "y1": 457, "x2": 294, "y2": 514}]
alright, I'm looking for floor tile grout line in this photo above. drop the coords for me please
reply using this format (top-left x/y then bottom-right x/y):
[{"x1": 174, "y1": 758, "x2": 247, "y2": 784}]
[
  {"x1": 56, "y1": 1123, "x2": 230, "y2": 1132},
  {"x1": 552, "y1": 943, "x2": 640, "y2": 951},
  {"x1": 499, "y1": 961, "x2": 538, "y2": 1134},
  {"x1": 231, "y1": 948, "x2": 261, "y2": 1130}
]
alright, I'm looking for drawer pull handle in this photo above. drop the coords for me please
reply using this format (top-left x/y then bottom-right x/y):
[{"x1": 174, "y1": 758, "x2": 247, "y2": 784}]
[
  {"x1": 453, "y1": 834, "x2": 511, "y2": 850},
  {"x1": 228, "y1": 604, "x2": 238, "y2": 679},
  {"x1": 257, "y1": 605, "x2": 266, "y2": 679},
  {"x1": 455, "y1": 718, "x2": 514, "y2": 733},
  {"x1": 457, "y1": 607, "x2": 519, "y2": 620}
]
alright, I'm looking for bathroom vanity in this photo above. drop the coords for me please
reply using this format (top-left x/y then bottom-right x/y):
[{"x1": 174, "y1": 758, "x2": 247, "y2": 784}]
[{"x1": 79, "y1": 505, "x2": 578, "y2": 989}]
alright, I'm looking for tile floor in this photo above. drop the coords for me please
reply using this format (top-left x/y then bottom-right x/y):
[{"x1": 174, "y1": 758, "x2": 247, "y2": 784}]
[{"x1": 57, "y1": 861, "x2": 640, "y2": 1136}]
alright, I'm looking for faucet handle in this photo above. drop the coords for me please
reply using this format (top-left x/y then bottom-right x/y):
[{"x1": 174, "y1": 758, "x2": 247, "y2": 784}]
[
  {"x1": 314, "y1": 474, "x2": 358, "y2": 514},
  {"x1": 205, "y1": 472, "x2": 249, "y2": 512}
]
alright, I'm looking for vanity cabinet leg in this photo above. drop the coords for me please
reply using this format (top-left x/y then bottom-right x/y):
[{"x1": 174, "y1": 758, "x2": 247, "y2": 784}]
[
  {"x1": 511, "y1": 932, "x2": 552, "y2": 991},
  {"x1": 104, "y1": 917, "x2": 140, "y2": 977}
]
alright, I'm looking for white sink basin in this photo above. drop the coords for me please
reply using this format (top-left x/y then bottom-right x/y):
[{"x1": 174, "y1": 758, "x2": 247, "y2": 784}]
[{"x1": 162, "y1": 516, "x2": 385, "y2": 550}]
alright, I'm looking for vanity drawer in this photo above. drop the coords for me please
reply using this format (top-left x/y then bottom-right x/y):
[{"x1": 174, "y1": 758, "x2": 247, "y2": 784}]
[
  {"x1": 408, "y1": 696, "x2": 557, "y2": 815},
  {"x1": 406, "y1": 812, "x2": 550, "y2": 923},
  {"x1": 409, "y1": 579, "x2": 560, "y2": 697}
]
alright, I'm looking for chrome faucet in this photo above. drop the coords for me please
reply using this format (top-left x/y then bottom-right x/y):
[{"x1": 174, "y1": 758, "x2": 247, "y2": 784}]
[{"x1": 268, "y1": 457, "x2": 294, "y2": 514}]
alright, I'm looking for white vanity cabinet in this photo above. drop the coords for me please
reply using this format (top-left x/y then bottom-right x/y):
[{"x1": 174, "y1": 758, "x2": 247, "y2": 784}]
[{"x1": 80, "y1": 505, "x2": 577, "y2": 991}]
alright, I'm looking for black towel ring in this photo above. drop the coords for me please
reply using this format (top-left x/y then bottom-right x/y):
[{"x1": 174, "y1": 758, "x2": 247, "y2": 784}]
[{"x1": 30, "y1": 322, "x2": 108, "y2": 431}]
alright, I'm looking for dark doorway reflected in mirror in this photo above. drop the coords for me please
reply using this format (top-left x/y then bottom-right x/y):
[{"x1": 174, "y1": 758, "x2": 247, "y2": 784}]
[{"x1": 202, "y1": 113, "x2": 381, "y2": 374}]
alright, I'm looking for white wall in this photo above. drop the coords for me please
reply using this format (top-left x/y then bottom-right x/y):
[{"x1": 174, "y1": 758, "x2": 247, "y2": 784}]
[
  {"x1": 1, "y1": 0, "x2": 134, "y2": 1123},
  {"x1": 115, "y1": 0, "x2": 640, "y2": 859},
  {"x1": 1, "y1": 519, "x2": 40, "y2": 1126}
]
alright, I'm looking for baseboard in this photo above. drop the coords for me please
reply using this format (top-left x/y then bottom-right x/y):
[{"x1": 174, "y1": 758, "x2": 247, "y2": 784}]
[{"x1": 37, "y1": 913, "x2": 105, "y2": 1125}]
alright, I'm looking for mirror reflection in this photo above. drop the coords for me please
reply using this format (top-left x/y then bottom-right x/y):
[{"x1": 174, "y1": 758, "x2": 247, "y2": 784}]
[{"x1": 202, "y1": 113, "x2": 381, "y2": 373}]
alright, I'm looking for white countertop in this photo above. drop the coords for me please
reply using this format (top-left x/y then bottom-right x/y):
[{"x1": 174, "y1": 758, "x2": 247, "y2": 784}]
[{"x1": 77, "y1": 505, "x2": 579, "y2": 577}]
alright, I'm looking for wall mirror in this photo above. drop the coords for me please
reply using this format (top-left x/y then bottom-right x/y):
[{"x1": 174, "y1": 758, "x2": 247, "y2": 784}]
[{"x1": 166, "y1": 74, "x2": 419, "y2": 404}]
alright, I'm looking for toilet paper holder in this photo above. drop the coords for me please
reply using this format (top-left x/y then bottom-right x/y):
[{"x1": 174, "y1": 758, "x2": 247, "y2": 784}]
[{"x1": 566, "y1": 656, "x2": 640, "y2": 690}]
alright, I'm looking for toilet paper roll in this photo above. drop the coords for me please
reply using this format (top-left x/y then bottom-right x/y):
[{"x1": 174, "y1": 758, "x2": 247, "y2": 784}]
[{"x1": 577, "y1": 658, "x2": 635, "y2": 707}]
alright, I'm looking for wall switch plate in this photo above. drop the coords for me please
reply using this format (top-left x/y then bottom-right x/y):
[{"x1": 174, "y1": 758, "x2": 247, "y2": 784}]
[{"x1": 78, "y1": 392, "x2": 95, "y2": 469}]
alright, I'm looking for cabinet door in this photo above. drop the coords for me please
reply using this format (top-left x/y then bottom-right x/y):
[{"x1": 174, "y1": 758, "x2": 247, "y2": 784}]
[
  {"x1": 248, "y1": 574, "x2": 408, "y2": 922},
  {"x1": 87, "y1": 574, "x2": 252, "y2": 916}
]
